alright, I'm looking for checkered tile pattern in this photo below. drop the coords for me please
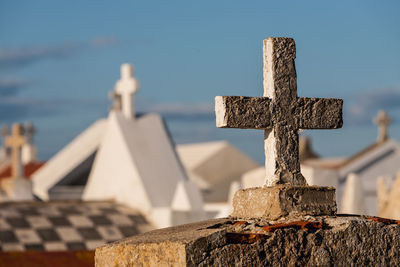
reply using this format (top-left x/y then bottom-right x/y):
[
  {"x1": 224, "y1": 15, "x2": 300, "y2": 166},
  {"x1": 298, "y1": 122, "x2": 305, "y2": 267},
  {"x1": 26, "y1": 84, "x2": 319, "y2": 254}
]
[{"x1": 0, "y1": 201, "x2": 153, "y2": 251}]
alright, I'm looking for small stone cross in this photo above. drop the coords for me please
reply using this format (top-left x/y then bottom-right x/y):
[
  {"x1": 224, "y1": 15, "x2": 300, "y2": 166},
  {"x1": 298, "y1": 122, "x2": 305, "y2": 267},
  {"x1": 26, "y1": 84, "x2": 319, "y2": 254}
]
[
  {"x1": 215, "y1": 37, "x2": 343, "y2": 187},
  {"x1": 114, "y1": 63, "x2": 139, "y2": 119},
  {"x1": 5, "y1": 124, "x2": 25, "y2": 178},
  {"x1": 0, "y1": 124, "x2": 9, "y2": 147},
  {"x1": 24, "y1": 122, "x2": 36, "y2": 144},
  {"x1": 374, "y1": 110, "x2": 391, "y2": 143},
  {"x1": 109, "y1": 91, "x2": 122, "y2": 111}
]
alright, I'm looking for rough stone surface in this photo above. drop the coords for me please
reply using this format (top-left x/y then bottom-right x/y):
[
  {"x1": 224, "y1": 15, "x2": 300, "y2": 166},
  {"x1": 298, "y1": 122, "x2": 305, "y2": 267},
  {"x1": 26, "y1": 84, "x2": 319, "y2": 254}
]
[
  {"x1": 215, "y1": 96, "x2": 273, "y2": 129},
  {"x1": 231, "y1": 186, "x2": 336, "y2": 220},
  {"x1": 96, "y1": 216, "x2": 400, "y2": 266},
  {"x1": 297, "y1": 97, "x2": 343, "y2": 129},
  {"x1": 215, "y1": 96, "x2": 342, "y2": 131},
  {"x1": 215, "y1": 37, "x2": 343, "y2": 186}
]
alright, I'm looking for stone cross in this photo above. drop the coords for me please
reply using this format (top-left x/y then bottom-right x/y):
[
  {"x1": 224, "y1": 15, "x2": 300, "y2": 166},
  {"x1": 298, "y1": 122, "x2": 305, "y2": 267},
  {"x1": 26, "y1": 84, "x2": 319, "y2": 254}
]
[
  {"x1": 24, "y1": 122, "x2": 36, "y2": 144},
  {"x1": 5, "y1": 124, "x2": 25, "y2": 178},
  {"x1": 374, "y1": 110, "x2": 391, "y2": 143},
  {"x1": 1, "y1": 124, "x2": 9, "y2": 146},
  {"x1": 109, "y1": 91, "x2": 122, "y2": 111},
  {"x1": 215, "y1": 37, "x2": 343, "y2": 187},
  {"x1": 114, "y1": 63, "x2": 139, "y2": 119}
]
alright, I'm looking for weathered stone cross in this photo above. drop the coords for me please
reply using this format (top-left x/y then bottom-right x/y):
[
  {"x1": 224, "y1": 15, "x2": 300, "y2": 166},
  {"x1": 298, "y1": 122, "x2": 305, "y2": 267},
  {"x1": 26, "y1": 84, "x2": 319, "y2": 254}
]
[
  {"x1": 374, "y1": 110, "x2": 391, "y2": 143},
  {"x1": 0, "y1": 124, "x2": 9, "y2": 144},
  {"x1": 216, "y1": 37, "x2": 343, "y2": 187},
  {"x1": 24, "y1": 122, "x2": 36, "y2": 144},
  {"x1": 114, "y1": 63, "x2": 139, "y2": 119},
  {"x1": 5, "y1": 124, "x2": 25, "y2": 178}
]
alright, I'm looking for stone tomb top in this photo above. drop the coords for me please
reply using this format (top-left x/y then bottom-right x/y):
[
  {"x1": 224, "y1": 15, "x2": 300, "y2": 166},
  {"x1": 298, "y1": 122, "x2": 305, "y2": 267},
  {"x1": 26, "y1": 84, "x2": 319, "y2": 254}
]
[
  {"x1": 96, "y1": 216, "x2": 400, "y2": 266},
  {"x1": 216, "y1": 37, "x2": 343, "y2": 187}
]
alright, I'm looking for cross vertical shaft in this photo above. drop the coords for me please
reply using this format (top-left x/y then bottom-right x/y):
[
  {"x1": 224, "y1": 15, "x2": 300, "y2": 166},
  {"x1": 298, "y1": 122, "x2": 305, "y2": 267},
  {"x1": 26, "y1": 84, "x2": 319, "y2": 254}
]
[
  {"x1": 374, "y1": 110, "x2": 391, "y2": 143},
  {"x1": 263, "y1": 38, "x2": 304, "y2": 186}
]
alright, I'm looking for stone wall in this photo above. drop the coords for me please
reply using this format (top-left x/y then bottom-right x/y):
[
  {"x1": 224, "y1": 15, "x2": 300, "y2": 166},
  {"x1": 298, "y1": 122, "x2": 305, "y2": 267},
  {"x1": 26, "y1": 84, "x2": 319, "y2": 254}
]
[{"x1": 96, "y1": 216, "x2": 400, "y2": 266}]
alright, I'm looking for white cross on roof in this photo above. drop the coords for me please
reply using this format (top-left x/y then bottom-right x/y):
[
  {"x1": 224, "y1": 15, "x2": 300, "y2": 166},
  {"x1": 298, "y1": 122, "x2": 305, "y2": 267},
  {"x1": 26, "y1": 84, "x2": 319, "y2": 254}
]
[{"x1": 114, "y1": 63, "x2": 139, "y2": 119}]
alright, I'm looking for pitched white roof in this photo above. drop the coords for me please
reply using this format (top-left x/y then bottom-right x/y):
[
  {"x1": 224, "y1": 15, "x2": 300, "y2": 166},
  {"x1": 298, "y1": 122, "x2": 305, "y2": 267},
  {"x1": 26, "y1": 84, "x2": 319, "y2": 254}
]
[
  {"x1": 82, "y1": 111, "x2": 205, "y2": 227},
  {"x1": 83, "y1": 111, "x2": 189, "y2": 208},
  {"x1": 338, "y1": 139, "x2": 400, "y2": 178},
  {"x1": 177, "y1": 141, "x2": 228, "y2": 170},
  {"x1": 177, "y1": 141, "x2": 259, "y2": 203},
  {"x1": 32, "y1": 119, "x2": 107, "y2": 200}
]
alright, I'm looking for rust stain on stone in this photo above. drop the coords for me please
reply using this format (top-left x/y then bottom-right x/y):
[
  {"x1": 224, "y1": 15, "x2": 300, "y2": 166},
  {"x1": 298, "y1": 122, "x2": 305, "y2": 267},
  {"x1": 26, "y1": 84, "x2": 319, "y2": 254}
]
[
  {"x1": 366, "y1": 216, "x2": 400, "y2": 225},
  {"x1": 226, "y1": 233, "x2": 265, "y2": 244},
  {"x1": 262, "y1": 221, "x2": 323, "y2": 232},
  {"x1": 233, "y1": 221, "x2": 247, "y2": 226}
]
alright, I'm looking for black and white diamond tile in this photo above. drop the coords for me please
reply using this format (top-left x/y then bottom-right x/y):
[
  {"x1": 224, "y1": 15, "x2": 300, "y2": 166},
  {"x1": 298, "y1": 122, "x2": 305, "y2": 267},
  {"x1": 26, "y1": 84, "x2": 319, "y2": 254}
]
[{"x1": 0, "y1": 201, "x2": 153, "y2": 251}]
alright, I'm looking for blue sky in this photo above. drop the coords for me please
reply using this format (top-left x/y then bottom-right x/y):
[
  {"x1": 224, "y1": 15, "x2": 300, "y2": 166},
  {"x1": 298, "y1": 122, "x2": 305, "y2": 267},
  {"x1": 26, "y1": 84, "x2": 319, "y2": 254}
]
[{"x1": 1, "y1": 1, "x2": 400, "y2": 163}]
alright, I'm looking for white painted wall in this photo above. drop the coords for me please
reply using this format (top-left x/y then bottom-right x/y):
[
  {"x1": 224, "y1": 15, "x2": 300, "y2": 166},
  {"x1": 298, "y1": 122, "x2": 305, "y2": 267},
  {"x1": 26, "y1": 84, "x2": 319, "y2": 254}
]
[
  {"x1": 22, "y1": 144, "x2": 37, "y2": 164},
  {"x1": 340, "y1": 173, "x2": 366, "y2": 215}
]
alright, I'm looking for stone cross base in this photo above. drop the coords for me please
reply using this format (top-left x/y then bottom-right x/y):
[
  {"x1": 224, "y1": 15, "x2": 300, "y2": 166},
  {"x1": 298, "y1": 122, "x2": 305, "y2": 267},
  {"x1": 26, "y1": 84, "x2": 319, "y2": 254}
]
[
  {"x1": 232, "y1": 186, "x2": 336, "y2": 220},
  {"x1": 96, "y1": 216, "x2": 400, "y2": 266}
]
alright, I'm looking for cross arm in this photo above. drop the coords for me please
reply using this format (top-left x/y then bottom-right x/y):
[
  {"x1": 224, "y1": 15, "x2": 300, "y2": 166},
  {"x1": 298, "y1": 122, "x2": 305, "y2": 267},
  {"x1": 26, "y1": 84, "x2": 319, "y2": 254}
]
[
  {"x1": 5, "y1": 136, "x2": 25, "y2": 147},
  {"x1": 297, "y1": 97, "x2": 343, "y2": 129},
  {"x1": 215, "y1": 96, "x2": 273, "y2": 129}
]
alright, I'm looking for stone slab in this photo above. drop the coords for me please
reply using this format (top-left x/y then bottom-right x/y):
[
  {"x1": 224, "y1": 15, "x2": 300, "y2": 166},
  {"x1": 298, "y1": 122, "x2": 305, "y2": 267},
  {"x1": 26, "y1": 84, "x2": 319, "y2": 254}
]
[
  {"x1": 231, "y1": 186, "x2": 336, "y2": 220},
  {"x1": 96, "y1": 216, "x2": 400, "y2": 266}
]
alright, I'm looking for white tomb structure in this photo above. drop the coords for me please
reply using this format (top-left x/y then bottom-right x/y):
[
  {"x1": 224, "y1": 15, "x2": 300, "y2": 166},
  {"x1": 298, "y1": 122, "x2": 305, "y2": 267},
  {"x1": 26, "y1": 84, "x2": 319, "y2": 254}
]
[
  {"x1": 33, "y1": 63, "x2": 205, "y2": 228},
  {"x1": 177, "y1": 141, "x2": 259, "y2": 217},
  {"x1": 177, "y1": 141, "x2": 259, "y2": 202},
  {"x1": 242, "y1": 110, "x2": 400, "y2": 216},
  {"x1": 376, "y1": 171, "x2": 400, "y2": 219},
  {"x1": 340, "y1": 173, "x2": 366, "y2": 214}
]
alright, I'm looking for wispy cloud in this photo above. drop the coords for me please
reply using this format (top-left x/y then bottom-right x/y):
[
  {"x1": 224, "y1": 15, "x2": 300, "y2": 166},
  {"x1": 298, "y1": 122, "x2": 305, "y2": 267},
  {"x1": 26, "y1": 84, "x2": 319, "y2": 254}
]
[
  {"x1": 0, "y1": 97, "x2": 57, "y2": 122},
  {"x1": 0, "y1": 36, "x2": 118, "y2": 70},
  {"x1": 138, "y1": 101, "x2": 214, "y2": 120},
  {"x1": 0, "y1": 96, "x2": 107, "y2": 123},
  {"x1": 89, "y1": 37, "x2": 119, "y2": 47},
  {"x1": 346, "y1": 86, "x2": 400, "y2": 124},
  {"x1": 0, "y1": 77, "x2": 31, "y2": 96},
  {"x1": 0, "y1": 75, "x2": 105, "y2": 122}
]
